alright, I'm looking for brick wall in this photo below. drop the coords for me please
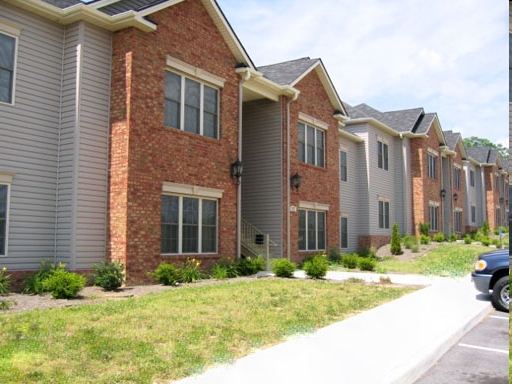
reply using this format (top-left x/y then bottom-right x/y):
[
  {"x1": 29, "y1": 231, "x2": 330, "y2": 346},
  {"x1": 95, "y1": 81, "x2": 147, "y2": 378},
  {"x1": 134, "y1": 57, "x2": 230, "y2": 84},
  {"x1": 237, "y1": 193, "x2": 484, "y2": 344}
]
[
  {"x1": 108, "y1": 0, "x2": 240, "y2": 283},
  {"x1": 285, "y1": 69, "x2": 341, "y2": 264}
]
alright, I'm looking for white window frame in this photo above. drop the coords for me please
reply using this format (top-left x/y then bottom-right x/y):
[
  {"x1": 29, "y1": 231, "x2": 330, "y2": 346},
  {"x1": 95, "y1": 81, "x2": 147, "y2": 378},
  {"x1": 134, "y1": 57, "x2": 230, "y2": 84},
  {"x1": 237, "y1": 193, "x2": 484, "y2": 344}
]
[
  {"x1": 298, "y1": 120, "x2": 326, "y2": 168},
  {"x1": 0, "y1": 172, "x2": 13, "y2": 257},
  {"x1": 377, "y1": 139, "x2": 389, "y2": 171},
  {"x1": 454, "y1": 166, "x2": 461, "y2": 189},
  {"x1": 429, "y1": 204, "x2": 439, "y2": 231},
  {"x1": 454, "y1": 209, "x2": 463, "y2": 233},
  {"x1": 298, "y1": 202, "x2": 328, "y2": 251},
  {"x1": 378, "y1": 198, "x2": 390, "y2": 229},
  {"x1": 340, "y1": 216, "x2": 348, "y2": 249},
  {"x1": 470, "y1": 204, "x2": 476, "y2": 223},
  {"x1": 340, "y1": 150, "x2": 347, "y2": 182},
  {"x1": 427, "y1": 152, "x2": 437, "y2": 179},
  {"x1": 469, "y1": 170, "x2": 475, "y2": 187},
  {"x1": 0, "y1": 19, "x2": 21, "y2": 106}
]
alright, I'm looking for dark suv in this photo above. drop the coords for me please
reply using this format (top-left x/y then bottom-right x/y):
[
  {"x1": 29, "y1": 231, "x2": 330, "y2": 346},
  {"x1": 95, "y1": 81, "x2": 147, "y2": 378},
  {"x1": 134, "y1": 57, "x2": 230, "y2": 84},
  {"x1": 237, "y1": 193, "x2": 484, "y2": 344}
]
[{"x1": 471, "y1": 249, "x2": 510, "y2": 312}]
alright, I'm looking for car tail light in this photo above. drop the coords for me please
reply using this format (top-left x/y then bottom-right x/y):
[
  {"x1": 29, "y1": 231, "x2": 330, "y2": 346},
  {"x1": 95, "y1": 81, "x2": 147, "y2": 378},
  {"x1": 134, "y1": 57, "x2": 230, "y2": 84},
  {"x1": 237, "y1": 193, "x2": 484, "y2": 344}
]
[{"x1": 475, "y1": 260, "x2": 487, "y2": 271}]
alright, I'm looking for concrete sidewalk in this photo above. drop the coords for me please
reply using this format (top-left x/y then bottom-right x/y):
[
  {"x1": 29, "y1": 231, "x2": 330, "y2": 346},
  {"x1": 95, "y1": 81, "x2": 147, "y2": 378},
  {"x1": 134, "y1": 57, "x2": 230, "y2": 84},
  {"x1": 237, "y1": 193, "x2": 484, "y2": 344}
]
[{"x1": 172, "y1": 273, "x2": 492, "y2": 384}]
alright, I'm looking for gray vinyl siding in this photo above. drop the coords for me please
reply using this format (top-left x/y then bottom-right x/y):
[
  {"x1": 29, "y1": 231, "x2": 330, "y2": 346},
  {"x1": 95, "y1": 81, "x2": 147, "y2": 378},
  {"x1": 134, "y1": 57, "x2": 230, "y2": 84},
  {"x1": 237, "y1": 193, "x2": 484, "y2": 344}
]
[
  {"x1": 0, "y1": 3, "x2": 63, "y2": 269},
  {"x1": 241, "y1": 99, "x2": 283, "y2": 257},
  {"x1": 441, "y1": 156, "x2": 452, "y2": 235},
  {"x1": 57, "y1": 22, "x2": 111, "y2": 270},
  {"x1": 464, "y1": 164, "x2": 485, "y2": 227},
  {"x1": 339, "y1": 138, "x2": 362, "y2": 253},
  {"x1": 395, "y1": 137, "x2": 412, "y2": 234}
]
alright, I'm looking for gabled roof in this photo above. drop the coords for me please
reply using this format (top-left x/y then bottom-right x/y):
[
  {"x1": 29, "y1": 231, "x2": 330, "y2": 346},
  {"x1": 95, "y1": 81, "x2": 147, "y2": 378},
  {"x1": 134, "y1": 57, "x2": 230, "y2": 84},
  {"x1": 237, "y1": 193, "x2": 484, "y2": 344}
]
[
  {"x1": 258, "y1": 57, "x2": 348, "y2": 117},
  {"x1": 466, "y1": 147, "x2": 502, "y2": 167},
  {"x1": 443, "y1": 130, "x2": 468, "y2": 159},
  {"x1": 380, "y1": 108, "x2": 425, "y2": 133},
  {"x1": 345, "y1": 103, "x2": 385, "y2": 121}
]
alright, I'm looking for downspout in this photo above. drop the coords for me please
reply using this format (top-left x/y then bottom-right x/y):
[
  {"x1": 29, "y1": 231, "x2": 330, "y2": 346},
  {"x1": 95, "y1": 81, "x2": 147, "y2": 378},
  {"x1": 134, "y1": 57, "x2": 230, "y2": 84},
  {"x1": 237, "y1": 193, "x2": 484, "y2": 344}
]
[
  {"x1": 286, "y1": 93, "x2": 298, "y2": 260},
  {"x1": 237, "y1": 69, "x2": 250, "y2": 259}
]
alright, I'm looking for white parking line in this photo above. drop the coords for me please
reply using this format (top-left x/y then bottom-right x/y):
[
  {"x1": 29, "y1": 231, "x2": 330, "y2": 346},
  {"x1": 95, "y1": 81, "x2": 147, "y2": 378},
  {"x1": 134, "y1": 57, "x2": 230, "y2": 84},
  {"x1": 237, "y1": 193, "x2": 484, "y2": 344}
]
[
  {"x1": 458, "y1": 343, "x2": 508, "y2": 355},
  {"x1": 489, "y1": 315, "x2": 509, "y2": 320}
]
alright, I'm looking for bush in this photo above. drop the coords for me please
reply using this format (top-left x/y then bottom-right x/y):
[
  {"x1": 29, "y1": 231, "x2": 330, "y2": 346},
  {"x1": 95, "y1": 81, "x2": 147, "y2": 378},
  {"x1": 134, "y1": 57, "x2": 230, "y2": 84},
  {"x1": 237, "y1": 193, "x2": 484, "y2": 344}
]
[
  {"x1": 358, "y1": 257, "x2": 376, "y2": 271},
  {"x1": 480, "y1": 237, "x2": 491, "y2": 246},
  {"x1": 433, "y1": 232, "x2": 445, "y2": 242},
  {"x1": 211, "y1": 258, "x2": 240, "y2": 279},
  {"x1": 419, "y1": 222, "x2": 430, "y2": 237},
  {"x1": 211, "y1": 264, "x2": 229, "y2": 279},
  {"x1": 447, "y1": 233, "x2": 458, "y2": 242},
  {"x1": 150, "y1": 263, "x2": 181, "y2": 286},
  {"x1": 42, "y1": 269, "x2": 86, "y2": 299},
  {"x1": 0, "y1": 267, "x2": 11, "y2": 295},
  {"x1": 463, "y1": 234, "x2": 472, "y2": 244},
  {"x1": 328, "y1": 246, "x2": 342, "y2": 264},
  {"x1": 481, "y1": 221, "x2": 490, "y2": 237},
  {"x1": 181, "y1": 258, "x2": 203, "y2": 283},
  {"x1": 303, "y1": 255, "x2": 328, "y2": 279},
  {"x1": 356, "y1": 247, "x2": 375, "y2": 258},
  {"x1": 420, "y1": 235, "x2": 431, "y2": 245},
  {"x1": 390, "y1": 223, "x2": 402, "y2": 255},
  {"x1": 236, "y1": 256, "x2": 265, "y2": 276},
  {"x1": 272, "y1": 259, "x2": 296, "y2": 278},
  {"x1": 403, "y1": 235, "x2": 418, "y2": 250},
  {"x1": 23, "y1": 261, "x2": 66, "y2": 294},
  {"x1": 341, "y1": 254, "x2": 359, "y2": 269},
  {"x1": 92, "y1": 261, "x2": 124, "y2": 291}
]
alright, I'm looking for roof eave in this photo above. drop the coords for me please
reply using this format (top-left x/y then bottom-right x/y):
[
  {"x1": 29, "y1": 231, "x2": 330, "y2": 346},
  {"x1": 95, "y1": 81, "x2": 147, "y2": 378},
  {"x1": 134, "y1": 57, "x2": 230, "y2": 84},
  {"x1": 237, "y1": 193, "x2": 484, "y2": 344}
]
[
  {"x1": 344, "y1": 117, "x2": 400, "y2": 137},
  {"x1": 237, "y1": 67, "x2": 300, "y2": 101}
]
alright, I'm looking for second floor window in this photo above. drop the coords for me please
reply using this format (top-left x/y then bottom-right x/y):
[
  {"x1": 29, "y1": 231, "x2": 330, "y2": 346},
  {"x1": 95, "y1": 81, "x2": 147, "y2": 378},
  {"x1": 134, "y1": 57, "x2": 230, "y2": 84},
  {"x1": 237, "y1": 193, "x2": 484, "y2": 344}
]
[
  {"x1": 164, "y1": 71, "x2": 219, "y2": 139},
  {"x1": 377, "y1": 141, "x2": 388, "y2": 170},
  {"x1": 470, "y1": 170, "x2": 475, "y2": 187},
  {"x1": 298, "y1": 123, "x2": 325, "y2": 167},
  {"x1": 427, "y1": 153, "x2": 437, "y2": 179},
  {"x1": 0, "y1": 32, "x2": 16, "y2": 104},
  {"x1": 454, "y1": 168, "x2": 460, "y2": 189},
  {"x1": 340, "y1": 151, "x2": 347, "y2": 181}
]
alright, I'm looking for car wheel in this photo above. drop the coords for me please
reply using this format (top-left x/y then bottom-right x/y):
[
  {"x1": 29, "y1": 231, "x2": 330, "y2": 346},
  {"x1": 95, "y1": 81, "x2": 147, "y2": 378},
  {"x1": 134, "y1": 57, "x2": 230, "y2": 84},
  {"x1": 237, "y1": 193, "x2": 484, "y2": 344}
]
[{"x1": 491, "y1": 276, "x2": 509, "y2": 312}]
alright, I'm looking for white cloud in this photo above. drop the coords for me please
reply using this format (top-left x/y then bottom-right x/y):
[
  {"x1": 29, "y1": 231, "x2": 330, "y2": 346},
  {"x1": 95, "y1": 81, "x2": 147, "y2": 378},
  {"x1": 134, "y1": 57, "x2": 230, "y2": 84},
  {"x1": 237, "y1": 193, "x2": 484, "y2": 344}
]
[{"x1": 217, "y1": 0, "x2": 508, "y2": 146}]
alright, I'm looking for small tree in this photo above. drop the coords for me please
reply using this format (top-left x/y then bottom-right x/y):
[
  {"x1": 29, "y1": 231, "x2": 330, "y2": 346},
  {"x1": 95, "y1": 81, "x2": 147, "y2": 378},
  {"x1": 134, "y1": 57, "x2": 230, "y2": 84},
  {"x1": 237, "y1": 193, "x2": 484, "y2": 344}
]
[
  {"x1": 481, "y1": 221, "x2": 490, "y2": 237},
  {"x1": 419, "y1": 222, "x2": 430, "y2": 237},
  {"x1": 390, "y1": 223, "x2": 402, "y2": 255}
]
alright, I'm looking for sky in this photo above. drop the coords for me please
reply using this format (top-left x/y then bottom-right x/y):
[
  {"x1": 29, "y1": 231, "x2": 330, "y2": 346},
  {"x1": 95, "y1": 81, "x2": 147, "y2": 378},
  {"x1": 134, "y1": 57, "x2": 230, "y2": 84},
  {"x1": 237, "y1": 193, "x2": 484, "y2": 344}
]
[{"x1": 217, "y1": 0, "x2": 509, "y2": 148}]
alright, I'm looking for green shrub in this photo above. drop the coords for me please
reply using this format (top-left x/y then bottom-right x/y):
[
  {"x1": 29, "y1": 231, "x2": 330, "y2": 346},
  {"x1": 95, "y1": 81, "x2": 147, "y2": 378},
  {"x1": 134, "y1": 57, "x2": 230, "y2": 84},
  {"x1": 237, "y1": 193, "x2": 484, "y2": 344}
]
[
  {"x1": 481, "y1": 221, "x2": 490, "y2": 237},
  {"x1": 410, "y1": 243, "x2": 420, "y2": 253},
  {"x1": 272, "y1": 259, "x2": 296, "y2": 278},
  {"x1": 403, "y1": 235, "x2": 418, "y2": 250},
  {"x1": 447, "y1": 233, "x2": 457, "y2": 242},
  {"x1": 92, "y1": 260, "x2": 124, "y2": 291},
  {"x1": 150, "y1": 263, "x2": 181, "y2": 286},
  {"x1": 419, "y1": 222, "x2": 430, "y2": 237},
  {"x1": 23, "y1": 261, "x2": 66, "y2": 294},
  {"x1": 327, "y1": 246, "x2": 342, "y2": 264},
  {"x1": 390, "y1": 223, "x2": 402, "y2": 255},
  {"x1": 463, "y1": 234, "x2": 472, "y2": 244},
  {"x1": 181, "y1": 258, "x2": 203, "y2": 283},
  {"x1": 211, "y1": 264, "x2": 229, "y2": 279},
  {"x1": 212, "y1": 258, "x2": 240, "y2": 279},
  {"x1": 0, "y1": 298, "x2": 15, "y2": 310},
  {"x1": 433, "y1": 232, "x2": 445, "y2": 242},
  {"x1": 420, "y1": 235, "x2": 431, "y2": 245},
  {"x1": 236, "y1": 256, "x2": 265, "y2": 276},
  {"x1": 42, "y1": 269, "x2": 86, "y2": 299},
  {"x1": 356, "y1": 247, "x2": 375, "y2": 258},
  {"x1": 303, "y1": 255, "x2": 328, "y2": 279},
  {"x1": 358, "y1": 257, "x2": 376, "y2": 271},
  {"x1": 341, "y1": 254, "x2": 359, "y2": 269},
  {"x1": 480, "y1": 237, "x2": 491, "y2": 246},
  {"x1": 0, "y1": 267, "x2": 11, "y2": 295}
]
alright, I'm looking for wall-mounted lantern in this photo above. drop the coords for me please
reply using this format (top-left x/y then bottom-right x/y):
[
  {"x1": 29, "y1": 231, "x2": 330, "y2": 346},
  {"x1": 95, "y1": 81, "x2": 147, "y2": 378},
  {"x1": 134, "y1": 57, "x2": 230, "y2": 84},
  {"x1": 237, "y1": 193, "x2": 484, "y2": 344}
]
[
  {"x1": 440, "y1": 189, "x2": 446, "y2": 200},
  {"x1": 291, "y1": 173, "x2": 302, "y2": 191},
  {"x1": 231, "y1": 160, "x2": 244, "y2": 185},
  {"x1": 453, "y1": 193, "x2": 458, "y2": 201}
]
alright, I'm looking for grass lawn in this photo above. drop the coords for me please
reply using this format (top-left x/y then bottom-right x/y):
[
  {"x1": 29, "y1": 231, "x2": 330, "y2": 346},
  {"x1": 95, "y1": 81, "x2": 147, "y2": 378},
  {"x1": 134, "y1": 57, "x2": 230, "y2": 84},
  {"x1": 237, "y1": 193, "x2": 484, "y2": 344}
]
[
  {"x1": 377, "y1": 244, "x2": 492, "y2": 277},
  {"x1": 0, "y1": 279, "x2": 414, "y2": 383}
]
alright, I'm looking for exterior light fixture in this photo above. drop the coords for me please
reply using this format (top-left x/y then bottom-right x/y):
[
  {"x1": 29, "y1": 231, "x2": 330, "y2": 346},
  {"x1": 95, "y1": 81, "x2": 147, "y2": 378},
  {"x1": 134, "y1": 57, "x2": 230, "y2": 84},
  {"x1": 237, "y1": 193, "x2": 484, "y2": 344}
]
[
  {"x1": 453, "y1": 193, "x2": 458, "y2": 201},
  {"x1": 231, "y1": 160, "x2": 244, "y2": 185},
  {"x1": 291, "y1": 173, "x2": 302, "y2": 191},
  {"x1": 500, "y1": 197, "x2": 504, "y2": 204},
  {"x1": 440, "y1": 189, "x2": 446, "y2": 199}
]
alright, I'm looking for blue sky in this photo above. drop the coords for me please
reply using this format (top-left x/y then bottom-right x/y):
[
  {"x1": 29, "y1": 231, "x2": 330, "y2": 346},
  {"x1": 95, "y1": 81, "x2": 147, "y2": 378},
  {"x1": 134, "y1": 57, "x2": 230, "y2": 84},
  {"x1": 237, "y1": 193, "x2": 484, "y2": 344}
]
[{"x1": 217, "y1": 0, "x2": 508, "y2": 147}]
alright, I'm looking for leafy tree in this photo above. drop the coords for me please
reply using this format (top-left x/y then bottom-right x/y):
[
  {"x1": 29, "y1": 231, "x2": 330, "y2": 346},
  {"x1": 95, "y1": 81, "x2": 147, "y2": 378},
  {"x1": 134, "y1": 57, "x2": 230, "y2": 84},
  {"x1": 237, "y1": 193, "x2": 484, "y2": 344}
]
[
  {"x1": 390, "y1": 223, "x2": 402, "y2": 255},
  {"x1": 463, "y1": 136, "x2": 508, "y2": 159}
]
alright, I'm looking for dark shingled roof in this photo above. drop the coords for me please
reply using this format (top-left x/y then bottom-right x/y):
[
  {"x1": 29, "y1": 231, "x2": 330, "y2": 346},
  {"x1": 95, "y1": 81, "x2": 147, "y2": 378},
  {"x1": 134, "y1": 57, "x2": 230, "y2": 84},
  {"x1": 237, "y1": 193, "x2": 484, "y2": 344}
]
[
  {"x1": 380, "y1": 108, "x2": 425, "y2": 133},
  {"x1": 345, "y1": 103, "x2": 385, "y2": 121},
  {"x1": 41, "y1": 0, "x2": 82, "y2": 8},
  {"x1": 443, "y1": 130, "x2": 461, "y2": 151},
  {"x1": 97, "y1": 0, "x2": 169, "y2": 16},
  {"x1": 466, "y1": 146, "x2": 500, "y2": 164},
  {"x1": 258, "y1": 57, "x2": 319, "y2": 86}
]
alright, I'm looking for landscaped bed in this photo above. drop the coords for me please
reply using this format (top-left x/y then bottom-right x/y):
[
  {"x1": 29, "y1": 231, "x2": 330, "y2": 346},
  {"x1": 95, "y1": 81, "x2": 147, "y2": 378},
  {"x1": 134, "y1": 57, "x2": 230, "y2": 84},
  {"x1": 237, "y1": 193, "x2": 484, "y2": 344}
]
[{"x1": 0, "y1": 278, "x2": 414, "y2": 383}]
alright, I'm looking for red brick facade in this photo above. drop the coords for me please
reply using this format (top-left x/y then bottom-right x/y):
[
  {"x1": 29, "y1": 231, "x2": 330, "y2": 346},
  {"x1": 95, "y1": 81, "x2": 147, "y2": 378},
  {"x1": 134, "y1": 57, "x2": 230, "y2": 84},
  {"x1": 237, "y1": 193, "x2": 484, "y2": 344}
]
[
  {"x1": 284, "y1": 70, "x2": 341, "y2": 263},
  {"x1": 108, "y1": 0, "x2": 240, "y2": 283}
]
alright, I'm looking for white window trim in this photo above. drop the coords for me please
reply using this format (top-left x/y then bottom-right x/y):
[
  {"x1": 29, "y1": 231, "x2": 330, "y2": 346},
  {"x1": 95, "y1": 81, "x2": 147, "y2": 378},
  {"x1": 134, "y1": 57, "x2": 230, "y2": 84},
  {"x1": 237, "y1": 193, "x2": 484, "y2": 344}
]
[
  {"x1": 427, "y1": 148, "x2": 439, "y2": 157},
  {"x1": 299, "y1": 201, "x2": 329, "y2": 211},
  {"x1": 0, "y1": 172, "x2": 13, "y2": 257},
  {"x1": 0, "y1": 19, "x2": 21, "y2": 106},
  {"x1": 298, "y1": 122, "x2": 326, "y2": 167},
  {"x1": 299, "y1": 209, "x2": 326, "y2": 251},
  {"x1": 166, "y1": 56, "x2": 225, "y2": 88},
  {"x1": 428, "y1": 200, "x2": 440, "y2": 207},
  {"x1": 163, "y1": 182, "x2": 223, "y2": 199},
  {"x1": 298, "y1": 112, "x2": 328, "y2": 131}
]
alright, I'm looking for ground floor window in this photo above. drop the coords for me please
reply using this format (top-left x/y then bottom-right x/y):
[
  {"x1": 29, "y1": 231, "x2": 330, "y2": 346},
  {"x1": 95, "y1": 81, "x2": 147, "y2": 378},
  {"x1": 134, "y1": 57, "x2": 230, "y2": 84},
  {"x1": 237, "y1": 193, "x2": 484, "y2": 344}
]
[
  {"x1": 0, "y1": 184, "x2": 7, "y2": 255},
  {"x1": 429, "y1": 205, "x2": 439, "y2": 231},
  {"x1": 299, "y1": 209, "x2": 326, "y2": 251},
  {"x1": 454, "y1": 210, "x2": 462, "y2": 233},
  {"x1": 471, "y1": 205, "x2": 476, "y2": 223},
  {"x1": 161, "y1": 195, "x2": 217, "y2": 254},
  {"x1": 378, "y1": 200, "x2": 390, "y2": 229},
  {"x1": 340, "y1": 217, "x2": 348, "y2": 249}
]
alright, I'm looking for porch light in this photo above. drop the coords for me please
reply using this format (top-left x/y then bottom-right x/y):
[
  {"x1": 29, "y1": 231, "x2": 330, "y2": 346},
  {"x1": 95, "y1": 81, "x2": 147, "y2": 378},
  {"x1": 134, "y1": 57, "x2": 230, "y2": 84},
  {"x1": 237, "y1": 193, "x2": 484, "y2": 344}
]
[
  {"x1": 440, "y1": 189, "x2": 446, "y2": 199},
  {"x1": 453, "y1": 193, "x2": 458, "y2": 201},
  {"x1": 231, "y1": 160, "x2": 244, "y2": 185},
  {"x1": 291, "y1": 173, "x2": 303, "y2": 191}
]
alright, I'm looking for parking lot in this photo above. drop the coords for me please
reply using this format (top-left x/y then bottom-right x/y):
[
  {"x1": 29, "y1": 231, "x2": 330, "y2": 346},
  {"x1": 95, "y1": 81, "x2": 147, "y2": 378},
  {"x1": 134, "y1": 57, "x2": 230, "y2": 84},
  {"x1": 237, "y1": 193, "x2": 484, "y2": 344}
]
[{"x1": 415, "y1": 309, "x2": 509, "y2": 383}]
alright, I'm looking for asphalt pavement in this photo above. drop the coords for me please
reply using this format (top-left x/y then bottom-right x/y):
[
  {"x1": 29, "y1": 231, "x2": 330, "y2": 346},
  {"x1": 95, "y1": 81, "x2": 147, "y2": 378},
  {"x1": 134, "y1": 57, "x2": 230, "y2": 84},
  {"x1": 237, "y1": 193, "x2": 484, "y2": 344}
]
[{"x1": 171, "y1": 271, "x2": 493, "y2": 384}]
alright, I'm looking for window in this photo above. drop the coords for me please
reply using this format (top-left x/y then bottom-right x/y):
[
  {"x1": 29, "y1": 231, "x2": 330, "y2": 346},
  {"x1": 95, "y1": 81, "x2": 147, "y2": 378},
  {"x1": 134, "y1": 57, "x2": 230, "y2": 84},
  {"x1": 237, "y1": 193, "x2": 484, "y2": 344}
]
[
  {"x1": 454, "y1": 211, "x2": 462, "y2": 233},
  {"x1": 429, "y1": 205, "x2": 439, "y2": 231},
  {"x1": 470, "y1": 170, "x2": 475, "y2": 187},
  {"x1": 161, "y1": 195, "x2": 217, "y2": 254},
  {"x1": 0, "y1": 30, "x2": 17, "y2": 104},
  {"x1": 164, "y1": 71, "x2": 219, "y2": 139},
  {"x1": 427, "y1": 153, "x2": 437, "y2": 179},
  {"x1": 378, "y1": 200, "x2": 390, "y2": 229},
  {"x1": 298, "y1": 123, "x2": 325, "y2": 167},
  {"x1": 299, "y1": 209, "x2": 326, "y2": 251},
  {"x1": 340, "y1": 217, "x2": 348, "y2": 249},
  {"x1": 471, "y1": 205, "x2": 476, "y2": 223},
  {"x1": 377, "y1": 140, "x2": 388, "y2": 170},
  {"x1": 454, "y1": 168, "x2": 460, "y2": 189},
  {"x1": 0, "y1": 184, "x2": 7, "y2": 255},
  {"x1": 340, "y1": 151, "x2": 347, "y2": 181},
  {"x1": 495, "y1": 209, "x2": 501, "y2": 227}
]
